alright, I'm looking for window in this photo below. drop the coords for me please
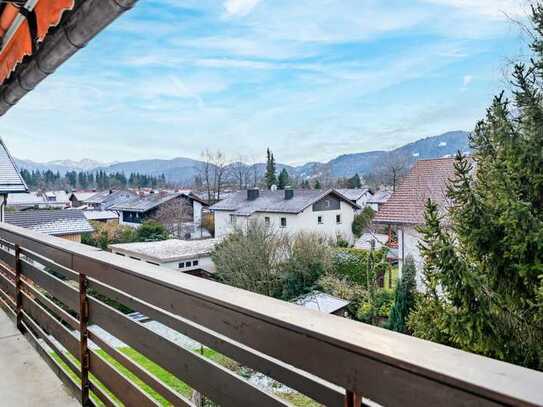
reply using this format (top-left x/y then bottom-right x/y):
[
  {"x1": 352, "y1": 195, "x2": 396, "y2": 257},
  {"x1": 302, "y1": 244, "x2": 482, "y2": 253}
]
[
  {"x1": 116, "y1": 252, "x2": 125, "y2": 257},
  {"x1": 178, "y1": 262, "x2": 185, "y2": 268},
  {"x1": 336, "y1": 214, "x2": 341, "y2": 224},
  {"x1": 280, "y1": 217, "x2": 287, "y2": 227},
  {"x1": 129, "y1": 256, "x2": 140, "y2": 261},
  {"x1": 193, "y1": 260, "x2": 199, "y2": 266},
  {"x1": 264, "y1": 216, "x2": 270, "y2": 226},
  {"x1": 317, "y1": 216, "x2": 323, "y2": 224},
  {"x1": 230, "y1": 214, "x2": 237, "y2": 225},
  {"x1": 147, "y1": 261, "x2": 159, "y2": 266}
]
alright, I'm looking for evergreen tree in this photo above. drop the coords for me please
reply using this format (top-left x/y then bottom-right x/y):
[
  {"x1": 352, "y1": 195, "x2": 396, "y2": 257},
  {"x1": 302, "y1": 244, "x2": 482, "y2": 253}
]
[
  {"x1": 387, "y1": 256, "x2": 416, "y2": 333},
  {"x1": 313, "y1": 179, "x2": 321, "y2": 189},
  {"x1": 348, "y1": 173, "x2": 362, "y2": 189},
  {"x1": 265, "y1": 148, "x2": 277, "y2": 189},
  {"x1": 277, "y1": 168, "x2": 290, "y2": 190},
  {"x1": 408, "y1": 6, "x2": 543, "y2": 370}
]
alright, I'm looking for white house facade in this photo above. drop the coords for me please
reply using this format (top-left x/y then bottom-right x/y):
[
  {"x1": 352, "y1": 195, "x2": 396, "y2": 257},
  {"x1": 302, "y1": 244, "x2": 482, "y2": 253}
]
[{"x1": 211, "y1": 188, "x2": 359, "y2": 243}]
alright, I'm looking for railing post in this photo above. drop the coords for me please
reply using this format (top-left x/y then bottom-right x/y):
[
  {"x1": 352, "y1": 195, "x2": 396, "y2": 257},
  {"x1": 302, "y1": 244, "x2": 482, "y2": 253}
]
[
  {"x1": 14, "y1": 244, "x2": 24, "y2": 332},
  {"x1": 345, "y1": 390, "x2": 363, "y2": 407},
  {"x1": 79, "y1": 273, "x2": 91, "y2": 406}
]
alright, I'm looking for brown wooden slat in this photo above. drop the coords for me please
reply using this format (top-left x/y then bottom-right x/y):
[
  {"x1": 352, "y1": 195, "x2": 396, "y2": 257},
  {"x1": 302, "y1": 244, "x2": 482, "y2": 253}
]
[
  {"x1": 88, "y1": 278, "x2": 343, "y2": 406},
  {"x1": 21, "y1": 291, "x2": 80, "y2": 358},
  {"x1": 89, "y1": 297, "x2": 288, "y2": 407},
  {"x1": 1, "y1": 223, "x2": 542, "y2": 407},
  {"x1": 0, "y1": 245, "x2": 15, "y2": 268},
  {"x1": 20, "y1": 319, "x2": 82, "y2": 403},
  {"x1": 0, "y1": 270, "x2": 15, "y2": 298},
  {"x1": 0, "y1": 286, "x2": 15, "y2": 315},
  {"x1": 21, "y1": 247, "x2": 79, "y2": 282},
  {"x1": 22, "y1": 309, "x2": 81, "y2": 377},
  {"x1": 20, "y1": 259, "x2": 79, "y2": 312},
  {"x1": 22, "y1": 279, "x2": 79, "y2": 330},
  {"x1": 89, "y1": 349, "x2": 159, "y2": 407},
  {"x1": 88, "y1": 328, "x2": 193, "y2": 407},
  {"x1": 89, "y1": 381, "x2": 117, "y2": 407}
]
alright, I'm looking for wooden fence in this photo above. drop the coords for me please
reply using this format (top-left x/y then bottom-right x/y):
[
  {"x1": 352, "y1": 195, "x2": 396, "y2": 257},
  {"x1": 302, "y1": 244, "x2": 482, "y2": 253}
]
[{"x1": 0, "y1": 222, "x2": 541, "y2": 406}]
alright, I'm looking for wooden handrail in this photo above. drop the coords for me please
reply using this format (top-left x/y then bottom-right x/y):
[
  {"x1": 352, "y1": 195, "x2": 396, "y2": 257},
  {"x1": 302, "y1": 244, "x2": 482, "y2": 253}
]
[{"x1": 0, "y1": 222, "x2": 541, "y2": 406}]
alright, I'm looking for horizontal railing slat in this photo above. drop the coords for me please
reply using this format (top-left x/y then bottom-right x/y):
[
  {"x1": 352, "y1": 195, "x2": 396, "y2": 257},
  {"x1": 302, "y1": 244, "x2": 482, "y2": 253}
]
[
  {"x1": 22, "y1": 309, "x2": 81, "y2": 378},
  {"x1": 0, "y1": 245, "x2": 15, "y2": 268},
  {"x1": 88, "y1": 328, "x2": 193, "y2": 407},
  {"x1": 89, "y1": 297, "x2": 288, "y2": 407},
  {"x1": 88, "y1": 277, "x2": 344, "y2": 406},
  {"x1": 89, "y1": 350, "x2": 159, "y2": 407},
  {"x1": 21, "y1": 291, "x2": 80, "y2": 358},
  {"x1": 89, "y1": 381, "x2": 117, "y2": 407},
  {"x1": 1, "y1": 223, "x2": 542, "y2": 407},
  {"x1": 0, "y1": 270, "x2": 15, "y2": 299},
  {"x1": 19, "y1": 319, "x2": 82, "y2": 403},
  {"x1": 22, "y1": 279, "x2": 79, "y2": 330},
  {"x1": 20, "y1": 260, "x2": 79, "y2": 312}
]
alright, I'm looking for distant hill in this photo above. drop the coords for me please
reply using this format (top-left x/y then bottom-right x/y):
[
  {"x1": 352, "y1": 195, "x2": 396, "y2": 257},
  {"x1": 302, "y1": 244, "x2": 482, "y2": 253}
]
[{"x1": 15, "y1": 130, "x2": 470, "y2": 184}]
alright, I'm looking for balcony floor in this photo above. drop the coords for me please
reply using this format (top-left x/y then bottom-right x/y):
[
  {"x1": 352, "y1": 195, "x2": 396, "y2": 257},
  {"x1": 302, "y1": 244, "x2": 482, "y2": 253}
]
[{"x1": 0, "y1": 308, "x2": 79, "y2": 407}]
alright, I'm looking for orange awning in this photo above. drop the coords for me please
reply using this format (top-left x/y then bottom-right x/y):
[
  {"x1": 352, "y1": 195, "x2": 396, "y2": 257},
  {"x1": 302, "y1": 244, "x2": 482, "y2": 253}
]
[{"x1": 0, "y1": 0, "x2": 74, "y2": 84}]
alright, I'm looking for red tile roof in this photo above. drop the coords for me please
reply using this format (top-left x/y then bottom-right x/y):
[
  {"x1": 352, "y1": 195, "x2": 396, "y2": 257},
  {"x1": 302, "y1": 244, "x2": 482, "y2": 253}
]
[{"x1": 373, "y1": 158, "x2": 457, "y2": 225}]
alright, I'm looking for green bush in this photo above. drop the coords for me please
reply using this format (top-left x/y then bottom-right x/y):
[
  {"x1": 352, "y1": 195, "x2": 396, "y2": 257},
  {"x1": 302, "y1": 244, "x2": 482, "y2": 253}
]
[
  {"x1": 356, "y1": 289, "x2": 394, "y2": 325},
  {"x1": 352, "y1": 206, "x2": 375, "y2": 238}
]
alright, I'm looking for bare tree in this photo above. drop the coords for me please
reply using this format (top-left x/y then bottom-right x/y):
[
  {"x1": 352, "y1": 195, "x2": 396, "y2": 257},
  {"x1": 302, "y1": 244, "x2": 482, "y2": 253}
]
[
  {"x1": 154, "y1": 198, "x2": 193, "y2": 239},
  {"x1": 373, "y1": 152, "x2": 409, "y2": 192},
  {"x1": 229, "y1": 155, "x2": 252, "y2": 191},
  {"x1": 197, "y1": 149, "x2": 230, "y2": 203}
]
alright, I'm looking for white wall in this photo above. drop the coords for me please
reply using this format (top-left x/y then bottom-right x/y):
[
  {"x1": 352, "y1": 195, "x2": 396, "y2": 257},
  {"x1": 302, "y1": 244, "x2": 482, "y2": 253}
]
[
  {"x1": 214, "y1": 200, "x2": 356, "y2": 243},
  {"x1": 398, "y1": 225, "x2": 425, "y2": 289},
  {"x1": 111, "y1": 249, "x2": 216, "y2": 274},
  {"x1": 193, "y1": 201, "x2": 203, "y2": 225}
]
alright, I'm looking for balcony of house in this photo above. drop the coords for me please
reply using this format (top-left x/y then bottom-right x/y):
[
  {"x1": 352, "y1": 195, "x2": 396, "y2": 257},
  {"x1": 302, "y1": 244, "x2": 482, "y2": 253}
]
[{"x1": 0, "y1": 221, "x2": 541, "y2": 407}]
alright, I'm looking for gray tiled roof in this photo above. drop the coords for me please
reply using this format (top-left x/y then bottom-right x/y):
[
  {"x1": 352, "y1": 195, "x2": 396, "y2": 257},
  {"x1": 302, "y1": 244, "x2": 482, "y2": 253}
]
[
  {"x1": 0, "y1": 139, "x2": 27, "y2": 193},
  {"x1": 109, "y1": 238, "x2": 222, "y2": 262},
  {"x1": 367, "y1": 190, "x2": 392, "y2": 204},
  {"x1": 86, "y1": 190, "x2": 136, "y2": 209},
  {"x1": 336, "y1": 188, "x2": 371, "y2": 201},
  {"x1": 210, "y1": 188, "x2": 359, "y2": 216},
  {"x1": 83, "y1": 210, "x2": 119, "y2": 221},
  {"x1": 110, "y1": 192, "x2": 183, "y2": 213},
  {"x1": 5, "y1": 209, "x2": 94, "y2": 236}
]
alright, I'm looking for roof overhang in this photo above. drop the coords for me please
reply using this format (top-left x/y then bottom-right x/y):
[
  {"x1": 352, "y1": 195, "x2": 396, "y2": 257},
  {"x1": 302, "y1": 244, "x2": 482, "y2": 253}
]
[{"x1": 0, "y1": 0, "x2": 137, "y2": 116}]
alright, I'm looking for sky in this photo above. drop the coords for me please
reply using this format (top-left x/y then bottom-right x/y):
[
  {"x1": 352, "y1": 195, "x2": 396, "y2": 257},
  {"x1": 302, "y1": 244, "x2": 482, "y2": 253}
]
[{"x1": 0, "y1": 0, "x2": 534, "y2": 165}]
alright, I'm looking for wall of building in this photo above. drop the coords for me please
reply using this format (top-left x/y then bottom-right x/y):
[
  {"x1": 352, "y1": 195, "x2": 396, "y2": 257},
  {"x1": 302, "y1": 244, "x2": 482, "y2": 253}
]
[
  {"x1": 60, "y1": 233, "x2": 82, "y2": 243},
  {"x1": 110, "y1": 249, "x2": 215, "y2": 274},
  {"x1": 193, "y1": 201, "x2": 203, "y2": 225},
  {"x1": 398, "y1": 225, "x2": 424, "y2": 289},
  {"x1": 214, "y1": 200, "x2": 356, "y2": 243}
]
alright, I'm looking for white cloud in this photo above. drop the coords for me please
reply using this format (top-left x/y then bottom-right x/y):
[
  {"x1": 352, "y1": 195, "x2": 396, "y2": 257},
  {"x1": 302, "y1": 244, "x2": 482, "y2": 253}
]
[
  {"x1": 463, "y1": 75, "x2": 473, "y2": 86},
  {"x1": 224, "y1": 0, "x2": 261, "y2": 17}
]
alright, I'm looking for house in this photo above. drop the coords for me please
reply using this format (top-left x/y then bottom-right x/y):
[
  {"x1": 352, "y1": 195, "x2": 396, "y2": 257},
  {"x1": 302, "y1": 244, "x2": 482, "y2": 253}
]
[
  {"x1": 6, "y1": 192, "x2": 47, "y2": 210},
  {"x1": 336, "y1": 188, "x2": 373, "y2": 211},
  {"x1": 0, "y1": 138, "x2": 28, "y2": 221},
  {"x1": 366, "y1": 190, "x2": 392, "y2": 211},
  {"x1": 84, "y1": 190, "x2": 136, "y2": 211},
  {"x1": 110, "y1": 191, "x2": 209, "y2": 229},
  {"x1": 69, "y1": 191, "x2": 97, "y2": 208},
  {"x1": 210, "y1": 188, "x2": 360, "y2": 242},
  {"x1": 293, "y1": 291, "x2": 351, "y2": 317},
  {"x1": 42, "y1": 190, "x2": 71, "y2": 208},
  {"x1": 373, "y1": 158, "x2": 457, "y2": 287},
  {"x1": 4, "y1": 209, "x2": 94, "y2": 242},
  {"x1": 83, "y1": 210, "x2": 119, "y2": 224},
  {"x1": 109, "y1": 238, "x2": 221, "y2": 277}
]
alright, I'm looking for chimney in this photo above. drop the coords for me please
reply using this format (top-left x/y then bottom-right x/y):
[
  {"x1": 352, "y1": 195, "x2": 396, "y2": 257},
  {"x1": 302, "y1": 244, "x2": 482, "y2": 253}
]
[
  {"x1": 247, "y1": 188, "x2": 259, "y2": 201},
  {"x1": 284, "y1": 187, "x2": 294, "y2": 200}
]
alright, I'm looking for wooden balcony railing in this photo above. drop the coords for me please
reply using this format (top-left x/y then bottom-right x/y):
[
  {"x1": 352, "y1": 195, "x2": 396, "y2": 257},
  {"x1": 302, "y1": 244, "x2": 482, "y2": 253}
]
[{"x1": 0, "y1": 222, "x2": 541, "y2": 407}]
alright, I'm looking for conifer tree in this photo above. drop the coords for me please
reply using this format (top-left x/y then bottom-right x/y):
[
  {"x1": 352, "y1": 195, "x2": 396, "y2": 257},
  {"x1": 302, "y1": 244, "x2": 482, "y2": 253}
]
[
  {"x1": 313, "y1": 179, "x2": 321, "y2": 189},
  {"x1": 387, "y1": 256, "x2": 416, "y2": 333},
  {"x1": 408, "y1": 5, "x2": 543, "y2": 370},
  {"x1": 265, "y1": 148, "x2": 277, "y2": 189},
  {"x1": 278, "y1": 168, "x2": 290, "y2": 190}
]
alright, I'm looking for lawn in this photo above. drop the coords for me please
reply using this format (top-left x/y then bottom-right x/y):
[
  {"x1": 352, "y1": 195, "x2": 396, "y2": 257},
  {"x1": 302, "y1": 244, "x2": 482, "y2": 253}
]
[{"x1": 52, "y1": 346, "x2": 320, "y2": 406}]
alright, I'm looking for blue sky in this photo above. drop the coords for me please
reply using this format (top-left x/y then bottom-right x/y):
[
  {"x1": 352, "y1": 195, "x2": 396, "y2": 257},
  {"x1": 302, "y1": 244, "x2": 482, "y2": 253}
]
[{"x1": 0, "y1": 0, "x2": 532, "y2": 165}]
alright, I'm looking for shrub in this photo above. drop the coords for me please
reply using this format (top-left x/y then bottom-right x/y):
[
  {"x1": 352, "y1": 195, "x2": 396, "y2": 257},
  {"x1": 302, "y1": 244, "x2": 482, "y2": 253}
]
[
  {"x1": 136, "y1": 220, "x2": 169, "y2": 242},
  {"x1": 352, "y1": 206, "x2": 375, "y2": 238},
  {"x1": 387, "y1": 255, "x2": 417, "y2": 333},
  {"x1": 356, "y1": 289, "x2": 394, "y2": 325}
]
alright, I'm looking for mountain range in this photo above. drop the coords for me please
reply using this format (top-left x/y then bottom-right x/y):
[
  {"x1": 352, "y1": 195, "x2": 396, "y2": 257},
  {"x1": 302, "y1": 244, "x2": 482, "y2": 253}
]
[{"x1": 15, "y1": 130, "x2": 470, "y2": 185}]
